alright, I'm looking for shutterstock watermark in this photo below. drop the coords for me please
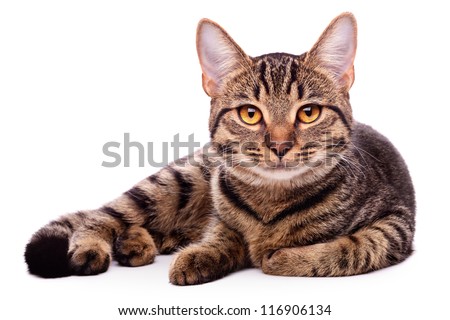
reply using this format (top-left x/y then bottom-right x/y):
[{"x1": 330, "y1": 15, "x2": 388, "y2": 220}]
[
  {"x1": 101, "y1": 133, "x2": 344, "y2": 168},
  {"x1": 102, "y1": 133, "x2": 201, "y2": 168}
]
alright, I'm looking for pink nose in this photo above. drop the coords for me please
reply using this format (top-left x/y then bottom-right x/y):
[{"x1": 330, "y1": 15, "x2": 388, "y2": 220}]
[
  {"x1": 264, "y1": 133, "x2": 293, "y2": 160},
  {"x1": 264, "y1": 127, "x2": 294, "y2": 160},
  {"x1": 269, "y1": 141, "x2": 293, "y2": 160}
]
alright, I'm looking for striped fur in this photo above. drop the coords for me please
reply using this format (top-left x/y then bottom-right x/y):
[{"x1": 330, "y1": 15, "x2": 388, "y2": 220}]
[{"x1": 25, "y1": 13, "x2": 415, "y2": 285}]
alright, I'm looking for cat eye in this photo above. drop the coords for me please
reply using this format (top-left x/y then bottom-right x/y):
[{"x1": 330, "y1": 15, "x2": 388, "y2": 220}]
[
  {"x1": 238, "y1": 105, "x2": 263, "y2": 125},
  {"x1": 297, "y1": 104, "x2": 321, "y2": 124}
]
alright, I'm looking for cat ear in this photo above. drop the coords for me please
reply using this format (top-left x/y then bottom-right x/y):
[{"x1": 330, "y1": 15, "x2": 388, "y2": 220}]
[
  {"x1": 197, "y1": 19, "x2": 250, "y2": 97},
  {"x1": 307, "y1": 13, "x2": 357, "y2": 90}
]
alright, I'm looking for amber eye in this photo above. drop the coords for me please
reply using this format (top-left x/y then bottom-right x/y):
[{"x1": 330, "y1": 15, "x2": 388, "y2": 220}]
[
  {"x1": 297, "y1": 104, "x2": 321, "y2": 124},
  {"x1": 239, "y1": 105, "x2": 263, "y2": 125}
]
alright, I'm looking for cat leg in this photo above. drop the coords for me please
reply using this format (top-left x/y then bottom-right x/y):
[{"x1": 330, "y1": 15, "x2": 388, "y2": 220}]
[
  {"x1": 262, "y1": 209, "x2": 414, "y2": 276},
  {"x1": 25, "y1": 151, "x2": 213, "y2": 278},
  {"x1": 169, "y1": 221, "x2": 249, "y2": 285}
]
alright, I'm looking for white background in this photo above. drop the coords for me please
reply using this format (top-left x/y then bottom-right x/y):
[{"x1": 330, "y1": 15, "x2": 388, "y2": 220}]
[{"x1": 1, "y1": 0, "x2": 448, "y2": 319}]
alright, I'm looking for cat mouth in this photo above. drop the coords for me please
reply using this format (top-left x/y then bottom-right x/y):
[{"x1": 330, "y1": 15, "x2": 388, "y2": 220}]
[
  {"x1": 279, "y1": 162, "x2": 300, "y2": 169},
  {"x1": 262, "y1": 161, "x2": 302, "y2": 170},
  {"x1": 249, "y1": 164, "x2": 310, "y2": 180},
  {"x1": 264, "y1": 165, "x2": 302, "y2": 171}
]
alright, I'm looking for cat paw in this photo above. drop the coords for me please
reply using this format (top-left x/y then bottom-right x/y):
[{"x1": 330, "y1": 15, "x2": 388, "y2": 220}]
[
  {"x1": 68, "y1": 238, "x2": 111, "y2": 275},
  {"x1": 114, "y1": 226, "x2": 157, "y2": 267},
  {"x1": 262, "y1": 247, "x2": 316, "y2": 276},
  {"x1": 169, "y1": 247, "x2": 221, "y2": 286},
  {"x1": 261, "y1": 249, "x2": 289, "y2": 275}
]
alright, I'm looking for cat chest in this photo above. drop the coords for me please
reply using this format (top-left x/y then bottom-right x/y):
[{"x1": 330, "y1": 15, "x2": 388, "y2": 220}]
[
  {"x1": 215, "y1": 199, "x2": 304, "y2": 265},
  {"x1": 213, "y1": 190, "x2": 334, "y2": 265},
  {"x1": 211, "y1": 175, "x2": 351, "y2": 265}
]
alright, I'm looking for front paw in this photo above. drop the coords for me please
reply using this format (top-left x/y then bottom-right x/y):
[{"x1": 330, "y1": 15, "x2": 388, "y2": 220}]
[
  {"x1": 261, "y1": 249, "x2": 289, "y2": 275},
  {"x1": 262, "y1": 247, "x2": 319, "y2": 277},
  {"x1": 169, "y1": 247, "x2": 223, "y2": 286}
]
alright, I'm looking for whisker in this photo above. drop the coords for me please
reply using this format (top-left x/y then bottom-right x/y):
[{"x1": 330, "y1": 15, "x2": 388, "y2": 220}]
[{"x1": 349, "y1": 142, "x2": 383, "y2": 163}]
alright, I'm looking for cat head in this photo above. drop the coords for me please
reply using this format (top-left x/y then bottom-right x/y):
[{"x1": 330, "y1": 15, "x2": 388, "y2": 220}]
[{"x1": 197, "y1": 13, "x2": 357, "y2": 183}]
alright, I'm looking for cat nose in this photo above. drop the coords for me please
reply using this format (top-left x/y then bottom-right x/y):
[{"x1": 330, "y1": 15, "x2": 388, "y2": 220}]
[
  {"x1": 264, "y1": 133, "x2": 293, "y2": 160},
  {"x1": 270, "y1": 142, "x2": 293, "y2": 160}
]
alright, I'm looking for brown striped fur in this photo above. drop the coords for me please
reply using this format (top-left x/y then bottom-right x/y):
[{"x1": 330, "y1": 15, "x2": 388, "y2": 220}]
[{"x1": 25, "y1": 13, "x2": 415, "y2": 285}]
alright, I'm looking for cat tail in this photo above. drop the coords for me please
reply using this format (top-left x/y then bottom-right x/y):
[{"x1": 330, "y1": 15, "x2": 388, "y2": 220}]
[{"x1": 25, "y1": 217, "x2": 76, "y2": 278}]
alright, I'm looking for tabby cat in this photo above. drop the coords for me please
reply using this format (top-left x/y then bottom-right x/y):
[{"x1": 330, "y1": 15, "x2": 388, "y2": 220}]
[{"x1": 25, "y1": 13, "x2": 415, "y2": 285}]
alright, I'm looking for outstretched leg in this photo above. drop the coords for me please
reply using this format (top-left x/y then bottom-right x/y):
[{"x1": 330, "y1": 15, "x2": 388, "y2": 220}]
[
  {"x1": 25, "y1": 151, "x2": 213, "y2": 278},
  {"x1": 169, "y1": 221, "x2": 249, "y2": 285},
  {"x1": 262, "y1": 209, "x2": 414, "y2": 276}
]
